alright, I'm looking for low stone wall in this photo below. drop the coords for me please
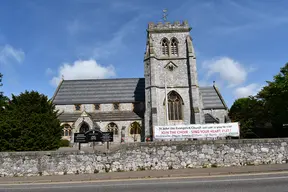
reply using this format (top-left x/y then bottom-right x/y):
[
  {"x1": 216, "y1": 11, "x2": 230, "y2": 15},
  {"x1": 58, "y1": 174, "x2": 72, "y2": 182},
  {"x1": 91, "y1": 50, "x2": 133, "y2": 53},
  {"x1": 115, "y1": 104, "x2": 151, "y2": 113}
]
[{"x1": 1, "y1": 138, "x2": 288, "y2": 177}]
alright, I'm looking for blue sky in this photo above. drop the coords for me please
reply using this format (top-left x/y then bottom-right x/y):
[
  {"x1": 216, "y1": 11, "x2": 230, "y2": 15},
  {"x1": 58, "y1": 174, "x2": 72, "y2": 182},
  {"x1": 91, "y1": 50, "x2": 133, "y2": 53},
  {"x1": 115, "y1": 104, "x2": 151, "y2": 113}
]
[{"x1": 0, "y1": 0, "x2": 287, "y2": 107}]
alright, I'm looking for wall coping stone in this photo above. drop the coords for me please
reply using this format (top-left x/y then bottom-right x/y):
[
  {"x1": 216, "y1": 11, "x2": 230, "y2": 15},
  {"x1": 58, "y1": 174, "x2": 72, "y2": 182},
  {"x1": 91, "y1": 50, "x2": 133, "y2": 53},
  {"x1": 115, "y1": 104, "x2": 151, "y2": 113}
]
[{"x1": 1, "y1": 138, "x2": 287, "y2": 157}]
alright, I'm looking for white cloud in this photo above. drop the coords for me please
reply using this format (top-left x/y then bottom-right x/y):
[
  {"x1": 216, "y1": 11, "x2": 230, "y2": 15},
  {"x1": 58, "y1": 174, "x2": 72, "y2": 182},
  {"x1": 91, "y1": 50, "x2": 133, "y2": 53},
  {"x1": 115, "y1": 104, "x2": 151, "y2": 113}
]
[
  {"x1": 50, "y1": 59, "x2": 116, "y2": 87},
  {"x1": 0, "y1": 44, "x2": 25, "y2": 64},
  {"x1": 198, "y1": 80, "x2": 210, "y2": 87},
  {"x1": 202, "y1": 57, "x2": 248, "y2": 87},
  {"x1": 233, "y1": 83, "x2": 263, "y2": 99},
  {"x1": 45, "y1": 68, "x2": 54, "y2": 76}
]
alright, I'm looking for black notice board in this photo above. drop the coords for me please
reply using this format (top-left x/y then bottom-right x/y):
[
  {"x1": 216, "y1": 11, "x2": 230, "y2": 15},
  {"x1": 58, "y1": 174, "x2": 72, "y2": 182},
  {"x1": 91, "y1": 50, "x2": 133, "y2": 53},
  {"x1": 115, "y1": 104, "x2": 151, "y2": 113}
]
[
  {"x1": 74, "y1": 133, "x2": 88, "y2": 143},
  {"x1": 74, "y1": 130, "x2": 113, "y2": 143},
  {"x1": 101, "y1": 132, "x2": 113, "y2": 142},
  {"x1": 85, "y1": 130, "x2": 103, "y2": 142}
]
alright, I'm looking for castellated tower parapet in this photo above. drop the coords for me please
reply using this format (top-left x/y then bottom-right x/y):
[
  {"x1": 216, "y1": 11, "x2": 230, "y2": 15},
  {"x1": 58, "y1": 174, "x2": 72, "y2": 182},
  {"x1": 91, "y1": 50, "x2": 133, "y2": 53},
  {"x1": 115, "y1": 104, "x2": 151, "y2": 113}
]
[{"x1": 147, "y1": 20, "x2": 191, "y2": 32}]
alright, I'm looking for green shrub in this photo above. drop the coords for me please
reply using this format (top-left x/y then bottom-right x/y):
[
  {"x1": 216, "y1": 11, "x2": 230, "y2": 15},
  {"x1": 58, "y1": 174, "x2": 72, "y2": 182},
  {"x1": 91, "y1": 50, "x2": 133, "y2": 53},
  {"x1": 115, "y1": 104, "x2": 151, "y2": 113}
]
[
  {"x1": 59, "y1": 139, "x2": 70, "y2": 147},
  {"x1": 0, "y1": 91, "x2": 62, "y2": 151}
]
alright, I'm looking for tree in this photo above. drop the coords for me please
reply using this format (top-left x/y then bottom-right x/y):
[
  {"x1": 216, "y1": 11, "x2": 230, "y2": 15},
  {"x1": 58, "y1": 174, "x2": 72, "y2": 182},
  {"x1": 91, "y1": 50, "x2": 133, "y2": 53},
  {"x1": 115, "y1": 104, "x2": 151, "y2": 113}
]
[
  {"x1": 0, "y1": 73, "x2": 9, "y2": 111},
  {"x1": 0, "y1": 91, "x2": 62, "y2": 151},
  {"x1": 257, "y1": 63, "x2": 288, "y2": 129},
  {"x1": 0, "y1": 73, "x2": 3, "y2": 100},
  {"x1": 0, "y1": 73, "x2": 2, "y2": 88},
  {"x1": 229, "y1": 97, "x2": 267, "y2": 138}
]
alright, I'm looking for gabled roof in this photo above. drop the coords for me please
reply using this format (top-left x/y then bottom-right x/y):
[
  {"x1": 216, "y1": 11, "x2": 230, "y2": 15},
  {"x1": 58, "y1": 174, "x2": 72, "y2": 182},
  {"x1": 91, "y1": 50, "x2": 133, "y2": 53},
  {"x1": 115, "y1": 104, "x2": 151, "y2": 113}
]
[
  {"x1": 199, "y1": 86, "x2": 228, "y2": 110},
  {"x1": 52, "y1": 78, "x2": 227, "y2": 110},
  {"x1": 52, "y1": 78, "x2": 145, "y2": 104}
]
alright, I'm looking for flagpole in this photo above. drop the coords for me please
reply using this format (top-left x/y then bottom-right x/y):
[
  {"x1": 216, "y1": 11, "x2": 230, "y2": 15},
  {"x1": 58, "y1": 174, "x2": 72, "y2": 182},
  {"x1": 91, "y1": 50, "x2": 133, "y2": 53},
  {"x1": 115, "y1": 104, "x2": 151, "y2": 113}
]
[{"x1": 164, "y1": 72, "x2": 169, "y2": 125}]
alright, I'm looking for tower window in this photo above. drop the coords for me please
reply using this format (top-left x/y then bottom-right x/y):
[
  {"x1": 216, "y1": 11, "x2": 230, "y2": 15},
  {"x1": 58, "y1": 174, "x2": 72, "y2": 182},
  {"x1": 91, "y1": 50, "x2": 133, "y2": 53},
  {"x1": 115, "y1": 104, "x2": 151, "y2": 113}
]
[
  {"x1": 167, "y1": 91, "x2": 183, "y2": 120},
  {"x1": 171, "y1": 38, "x2": 178, "y2": 55},
  {"x1": 161, "y1": 38, "x2": 169, "y2": 55}
]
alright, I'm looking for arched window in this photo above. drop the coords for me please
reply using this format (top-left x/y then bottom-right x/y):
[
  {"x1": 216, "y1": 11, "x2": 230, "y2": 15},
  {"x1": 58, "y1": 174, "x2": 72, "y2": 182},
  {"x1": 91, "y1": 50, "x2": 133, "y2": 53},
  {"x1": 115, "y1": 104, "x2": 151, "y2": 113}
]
[
  {"x1": 167, "y1": 91, "x2": 183, "y2": 120},
  {"x1": 107, "y1": 122, "x2": 119, "y2": 135},
  {"x1": 130, "y1": 122, "x2": 141, "y2": 135},
  {"x1": 79, "y1": 122, "x2": 89, "y2": 133},
  {"x1": 171, "y1": 38, "x2": 178, "y2": 55},
  {"x1": 62, "y1": 124, "x2": 72, "y2": 136},
  {"x1": 161, "y1": 38, "x2": 169, "y2": 55}
]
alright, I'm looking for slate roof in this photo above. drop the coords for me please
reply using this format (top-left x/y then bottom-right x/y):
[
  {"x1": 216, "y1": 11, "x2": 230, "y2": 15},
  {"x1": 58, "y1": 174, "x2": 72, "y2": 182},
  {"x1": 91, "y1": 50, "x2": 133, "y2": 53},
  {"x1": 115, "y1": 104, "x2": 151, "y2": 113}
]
[
  {"x1": 52, "y1": 78, "x2": 227, "y2": 110},
  {"x1": 199, "y1": 87, "x2": 227, "y2": 109},
  {"x1": 52, "y1": 78, "x2": 145, "y2": 104},
  {"x1": 204, "y1": 113, "x2": 220, "y2": 124},
  {"x1": 58, "y1": 111, "x2": 143, "y2": 122}
]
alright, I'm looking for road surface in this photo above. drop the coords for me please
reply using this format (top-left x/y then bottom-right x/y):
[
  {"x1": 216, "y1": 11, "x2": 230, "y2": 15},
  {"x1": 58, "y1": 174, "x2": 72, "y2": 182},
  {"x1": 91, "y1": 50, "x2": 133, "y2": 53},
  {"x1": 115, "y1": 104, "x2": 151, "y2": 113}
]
[{"x1": 1, "y1": 172, "x2": 288, "y2": 192}]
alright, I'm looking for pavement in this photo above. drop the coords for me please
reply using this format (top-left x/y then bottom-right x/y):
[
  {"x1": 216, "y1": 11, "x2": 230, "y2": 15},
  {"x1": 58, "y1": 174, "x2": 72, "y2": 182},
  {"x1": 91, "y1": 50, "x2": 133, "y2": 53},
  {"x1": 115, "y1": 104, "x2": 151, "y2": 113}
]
[
  {"x1": 0, "y1": 163, "x2": 288, "y2": 185},
  {"x1": 1, "y1": 172, "x2": 288, "y2": 191}
]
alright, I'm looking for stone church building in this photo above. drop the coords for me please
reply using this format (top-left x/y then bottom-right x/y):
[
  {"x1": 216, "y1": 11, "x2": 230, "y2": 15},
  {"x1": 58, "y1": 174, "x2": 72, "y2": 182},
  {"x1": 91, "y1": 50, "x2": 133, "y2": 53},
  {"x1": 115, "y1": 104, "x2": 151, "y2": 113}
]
[{"x1": 52, "y1": 20, "x2": 229, "y2": 143}]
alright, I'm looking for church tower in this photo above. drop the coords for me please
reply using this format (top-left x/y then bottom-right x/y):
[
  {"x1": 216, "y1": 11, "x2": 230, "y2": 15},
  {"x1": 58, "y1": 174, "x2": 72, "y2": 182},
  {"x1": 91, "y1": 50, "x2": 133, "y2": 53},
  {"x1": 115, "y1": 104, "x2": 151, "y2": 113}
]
[{"x1": 144, "y1": 20, "x2": 204, "y2": 138}]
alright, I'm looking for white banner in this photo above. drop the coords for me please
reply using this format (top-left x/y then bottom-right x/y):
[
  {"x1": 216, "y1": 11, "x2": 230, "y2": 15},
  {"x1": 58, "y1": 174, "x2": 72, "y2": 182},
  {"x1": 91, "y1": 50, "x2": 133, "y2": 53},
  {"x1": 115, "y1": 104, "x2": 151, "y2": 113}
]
[{"x1": 154, "y1": 123, "x2": 240, "y2": 139}]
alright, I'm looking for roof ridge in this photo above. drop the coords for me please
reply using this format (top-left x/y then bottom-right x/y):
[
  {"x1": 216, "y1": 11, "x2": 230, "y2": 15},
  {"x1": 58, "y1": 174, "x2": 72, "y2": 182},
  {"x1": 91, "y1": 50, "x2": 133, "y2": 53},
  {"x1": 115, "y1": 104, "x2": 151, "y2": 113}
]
[
  {"x1": 51, "y1": 78, "x2": 64, "y2": 102},
  {"x1": 63, "y1": 77, "x2": 145, "y2": 82},
  {"x1": 213, "y1": 85, "x2": 228, "y2": 110}
]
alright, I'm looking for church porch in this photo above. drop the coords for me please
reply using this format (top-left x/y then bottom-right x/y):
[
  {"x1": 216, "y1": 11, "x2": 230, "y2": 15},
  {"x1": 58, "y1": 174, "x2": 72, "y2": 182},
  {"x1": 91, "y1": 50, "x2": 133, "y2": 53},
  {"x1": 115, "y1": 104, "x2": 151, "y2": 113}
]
[{"x1": 59, "y1": 110, "x2": 144, "y2": 145}]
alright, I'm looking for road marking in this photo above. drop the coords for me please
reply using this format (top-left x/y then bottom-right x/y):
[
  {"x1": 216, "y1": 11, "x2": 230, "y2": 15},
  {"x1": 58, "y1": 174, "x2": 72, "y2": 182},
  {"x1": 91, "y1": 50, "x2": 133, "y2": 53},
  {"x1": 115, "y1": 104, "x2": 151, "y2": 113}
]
[
  {"x1": 1, "y1": 174, "x2": 288, "y2": 190},
  {"x1": 1, "y1": 170, "x2": 288, "y2": 186}
]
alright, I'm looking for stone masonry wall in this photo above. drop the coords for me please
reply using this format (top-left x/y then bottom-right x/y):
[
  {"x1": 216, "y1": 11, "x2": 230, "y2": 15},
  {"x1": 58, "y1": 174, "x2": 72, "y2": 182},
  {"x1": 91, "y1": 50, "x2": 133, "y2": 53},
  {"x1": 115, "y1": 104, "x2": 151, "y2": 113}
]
[
  {"x1": 1, "y1": 138, "x2": 288, "y2": 177},
  {"x1": 55, "y1": 103, "x2": 134, "y2": 113}
]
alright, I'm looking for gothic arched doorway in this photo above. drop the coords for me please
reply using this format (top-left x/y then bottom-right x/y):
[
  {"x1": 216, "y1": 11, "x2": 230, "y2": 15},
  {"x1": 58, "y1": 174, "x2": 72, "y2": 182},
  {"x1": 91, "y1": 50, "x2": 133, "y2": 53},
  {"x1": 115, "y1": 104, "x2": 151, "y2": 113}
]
[{"x1": 79, "y1": 122, "x2": 89, "y2": 133}]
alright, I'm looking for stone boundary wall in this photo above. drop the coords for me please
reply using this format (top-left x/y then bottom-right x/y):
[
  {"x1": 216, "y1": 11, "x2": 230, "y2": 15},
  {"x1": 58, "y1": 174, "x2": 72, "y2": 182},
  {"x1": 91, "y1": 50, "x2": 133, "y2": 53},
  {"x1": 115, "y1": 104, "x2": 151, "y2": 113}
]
[{"x1": 1, "y1": 138, "x2": 288, "y2": 177}]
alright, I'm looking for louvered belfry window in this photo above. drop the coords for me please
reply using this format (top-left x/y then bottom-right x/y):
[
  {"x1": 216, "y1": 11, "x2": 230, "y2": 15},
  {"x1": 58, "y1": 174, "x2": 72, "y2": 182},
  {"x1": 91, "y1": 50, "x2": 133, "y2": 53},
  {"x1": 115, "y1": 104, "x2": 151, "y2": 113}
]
[
  {"x1": 171, "y1": 38, "x2": 178, "y2": 55},
  {"x1": 161, "y1": 38, "x2": 169, "y2": 55}
]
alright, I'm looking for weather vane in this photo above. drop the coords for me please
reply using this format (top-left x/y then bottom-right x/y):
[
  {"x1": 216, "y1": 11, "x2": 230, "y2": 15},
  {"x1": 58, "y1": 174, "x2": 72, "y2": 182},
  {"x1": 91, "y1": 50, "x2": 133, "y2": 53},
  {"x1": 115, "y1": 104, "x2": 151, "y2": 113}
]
[{"x1": 162, "y1": 9, "x2": 168, "y2": 21}]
